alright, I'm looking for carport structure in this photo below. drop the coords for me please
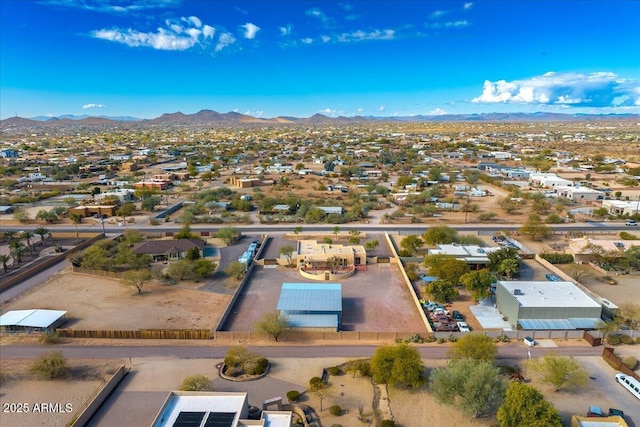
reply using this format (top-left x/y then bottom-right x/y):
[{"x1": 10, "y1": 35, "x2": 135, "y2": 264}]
[{"x1": 0, "y1": 309, "x2": 66, "y2": 333}]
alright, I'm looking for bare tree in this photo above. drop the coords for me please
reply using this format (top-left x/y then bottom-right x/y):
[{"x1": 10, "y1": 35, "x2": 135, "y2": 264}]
[{"x1": 121, "y1": 269, "x2": 152, "y2": 295}]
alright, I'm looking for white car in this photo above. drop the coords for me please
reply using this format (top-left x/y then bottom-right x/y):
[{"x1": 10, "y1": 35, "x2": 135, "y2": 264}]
[
  {"x1": 456, "y1": 321, "x2": 470, "y2": 332},
  {"x1": 626, "y1": 220, "x2": 637, "y2": 226}
]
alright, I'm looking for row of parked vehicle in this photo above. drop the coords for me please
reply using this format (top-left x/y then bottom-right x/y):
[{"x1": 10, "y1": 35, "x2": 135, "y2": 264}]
[{"x1": 421, "y1": 300, "x2": 471, "y2": 332}]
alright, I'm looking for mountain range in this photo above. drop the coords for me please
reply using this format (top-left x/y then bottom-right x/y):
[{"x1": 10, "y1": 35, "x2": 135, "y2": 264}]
[{"x1": 1, "y1": 110, "x2": 639, "y2": 127}]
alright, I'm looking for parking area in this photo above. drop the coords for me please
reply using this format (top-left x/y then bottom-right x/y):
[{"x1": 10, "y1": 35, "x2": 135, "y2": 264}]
[{"x1": 221, "y1": 262, "x2": 427, "y2": 332}]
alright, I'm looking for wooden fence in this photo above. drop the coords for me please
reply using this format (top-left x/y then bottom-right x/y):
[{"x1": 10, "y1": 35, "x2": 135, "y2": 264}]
[
  {"x1": 57, "y1": 329, "x2": 211, "y2": 340},
  {"x1": 602, "y1": 347, "x2": 640, "y2": 381}
]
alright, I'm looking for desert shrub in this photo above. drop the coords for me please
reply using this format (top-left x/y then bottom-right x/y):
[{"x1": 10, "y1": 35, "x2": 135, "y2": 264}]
[
  {"x1": 381, "y1": 421, "x2": 395, "y2": 427},
  {"x1": 287, "y1": 390, "x2": 301, "y2": 402},
  {"x1": 309, "y1": 377, "x2": 324, "y2": 388},
  {"x1": 620, "y1": 335, "x2": 635, "y2": 345},
  {"x1": 149, "y1": 218, "x2": 160, "y2": 225},
  {"x1": 29, "y1": 351, "x2": 69, "y2": 380},
  {"x1": 606, "y1": 334, "x2": 622, "y2": 345},
  {"x1": 447, "y1": 334, "x2": 458, "y2": 343},
  {"x1": 247, "y1": 358, "x2": 269, "y2": 375},
  {"x1": 494, "y1": 335, "x2": 511, "y2": 343},
  {"x1": 329, "y1": 405, "x2": 342, "y2": 416},
  {"x1": 637, "y1": 337, "x2": 640, "y2": 344},
  {"x1": 328, "y1": 366, "x2": 342, "y2": 376},
  {"x1": 437, "y1": 338, "x2": 446, "y2": 344},
  {"x1": 224, "y1": 355, "x2": 241, "y2": 367},
  {"x1": 179, "y1": 374, "x2": 213, "y2": 391},
  {"x1": 224, "y1": 366, "x2": 242, "y2": 377},
  {"x1": 622, "y1": 356, "x2": 638, "y2": 370},
  {"x1": 424, "y1": 334, "x2": 437, "y2": 343},
  {"x1": 539, "y1": 253, "x2": 574, "y2": 264},
  {"x1": 619, "y1": 231, "x2": 638, "y2": 240},
  {"x1": 40, "y1": 331, "x2": 61, "y2": 345}
]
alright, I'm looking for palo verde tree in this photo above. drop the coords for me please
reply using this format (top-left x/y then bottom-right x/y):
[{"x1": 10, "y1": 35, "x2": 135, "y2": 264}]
[
  {"x1": 430, "y1": 359, "x2": 506, "y2": 418},
  {"x1": 528, "y1": 352, "x2": 588, "y2": 392},
  {"x1": 423, "y1": 254, "x2": 470, "y2": 284},
  {"x1": 121, "y1": 269, "x2": 152, "y2": 295},
  {"x1": 460, "y1": 269, "x2": 495, "y2": 301},
  {"x1": 422, "y1": 225, "x2": 458, "y2": 246},
  {"x1": 497, "y1": 382, "x2": 562, "y2": 427},
  {"x1": 448, "y1": 334, "x2": 498, "y2": 363},
  {"x1": 254, "y1": 310, "x2": 290, "y2": 342},
  {"x1": 280, "y1": 245, "x2": 295, "y2": 266},
  {"x1": 370, "y1": 344, "x2": 426, "y2": 388}
]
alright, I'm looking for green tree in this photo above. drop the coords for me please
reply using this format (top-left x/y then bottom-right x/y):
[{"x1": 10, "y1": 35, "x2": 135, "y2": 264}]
[
  {"x1": 193, "y1": 259, "x2": 216, "y2": 277},
  {"x1": 424, "y1": 255, "x2": 470, "y2": 284},
  {"x1": 29, "y1": 351, "x2": 70, "y2": 380},
  {"x1": 280, "y1": 245, "x2": 295, "y2": 266},
  {"x1": 497, "y1": 382, "x2": 562, "y2": 427},
  {"x1": 519, "y1": 216, "x2": 551, "y2": 241},
  {"x1": 400, "y1": 234, "x2": 423, "y2": 255},
  {"x1": 430, "y1": 359, "x2": 506, "y2": 418},
  {"x1": 424, "y1": 279, "x2": 458, "y2": 303},
  {"x1": 69, "y1": 213, "x2": 82, "y2": 241},
  {"x1": 422, "y1": 225, "x2": 458, "y2": 246},
  {"x1": 116, "y1": 202, "x2": 135, "y2": 222},
  {"x1": 215, "y1": 227, "x2": 238, "y2": 245},
  {"x1": 293, "y1": 225, "x2": 303, "y2": 235},
  {"x1": 255, "y1": 310, "x2": 290, "y2": 342},
  {"x1": 460, "y1": 269, "x2": 495, "y2": 301},
  {"x1": 370, "y1": 344, "x2": 426, "y2": 388},
  {"x1": 309, "y1": 378, "x2": 335, "y2": 411},
  {"x1": 0, "y1": 254, "x2": 11, "y2": 273},
  {"x1": 36, "y1": 209, "x2": 58, "y2": 223},
  {"x1": 365, "y1": 239, "x2": 379, "y2": 251},
  {"x1": 179, "y1": 374, "x2": 214, "y2": 391},
  {"x1": 141, "y1": 195, "x2": 162, "y2": 212},
  {"x1": 225, "y1": 261, "x2": 247, "y2": 279},
  {"x1": 448, "y1": 334, "x2": 497, "y2": 363},
  {"x1": 488, "y1": 247, "x2": 519, "y2": 271},
  {"x1": 167, "y1": 259, "x2": 197, "y2": 281},
  {"x1": 528, "y1": 353, "x2": 589, "y2": 392},
  {"x1": 33, "y1": 227, "x2": 49, "y2": 246},
  {"x1": 9, "y1": 240, "x2": 25, "y2": 264},
  {"x1": 80, "y1": 245, "x2": 110, "y2": 270},
  {"x1": 498, "y1": 258, "x2": 521, "y2": 279},
  {"x1": 186, "y1": 247, "x2": 201, "y2": 260},
  {"x1": 174, "y1": 223, "x2": 198, "y2": 240},
  {"x1": 121, "y1": 269, "x2": 152, "y2": 295}
]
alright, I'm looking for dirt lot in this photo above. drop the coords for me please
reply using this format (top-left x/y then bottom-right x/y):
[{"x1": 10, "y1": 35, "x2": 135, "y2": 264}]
[
  {"x1": 1, "y1": 271, "x2": 231, "y2": 330},
  {"x1": 0, "y1": 358, "x2": 123, "y2": 427},
  {"x1": 222, "y1": 263, "x2": 427, "y2": 333}
]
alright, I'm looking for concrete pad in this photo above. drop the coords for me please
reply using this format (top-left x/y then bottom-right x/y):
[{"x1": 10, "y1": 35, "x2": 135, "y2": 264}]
[
  {"x1": 469, "y1": 300, "x2": 513, "y2": 330},
  {"x1": 533, "y1": 339, "x2": 558, "y2": 348}
]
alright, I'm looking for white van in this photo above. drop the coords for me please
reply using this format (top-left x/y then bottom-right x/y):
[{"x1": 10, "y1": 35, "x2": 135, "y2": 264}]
[
  {"x1": 615, "y1": 373, "x2": 640, "y2": 400},
  {"x1": 524, "y1": 336, "x2": 535, "y2": 347}
]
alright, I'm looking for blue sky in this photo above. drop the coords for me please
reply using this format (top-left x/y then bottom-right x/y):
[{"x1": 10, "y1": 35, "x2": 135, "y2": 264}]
[{"x1": 1, "y1": 0, "x2": 639, "y2": 119}]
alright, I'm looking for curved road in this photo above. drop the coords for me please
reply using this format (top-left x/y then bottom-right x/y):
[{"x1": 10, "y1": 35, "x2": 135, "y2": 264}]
[{"x1": 0, "y1": 343, "x2": 603, "y2": 360}]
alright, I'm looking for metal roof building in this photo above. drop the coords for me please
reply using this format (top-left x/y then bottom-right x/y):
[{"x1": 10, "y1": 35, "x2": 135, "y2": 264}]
[
  {"x1": 0, "y1": 309, "x2": 67, "y2": 332},
  {"x1": 277, "y1": 283, "x2": 342, "y2": 331},
  {"x1": 495, "y1": 281, "x2": 602, "y2": 330}
]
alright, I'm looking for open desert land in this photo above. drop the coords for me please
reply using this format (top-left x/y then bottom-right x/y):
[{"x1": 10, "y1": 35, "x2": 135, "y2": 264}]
[{"x1": 0, "y1": 271, "x2": 230, "y2": 330}]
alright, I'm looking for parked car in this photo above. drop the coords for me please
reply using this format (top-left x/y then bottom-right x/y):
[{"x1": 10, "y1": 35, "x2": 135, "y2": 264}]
[
  {"x1": 626, "y1": 220, "x2": 637, "y2": 226},
  {"x1": 587, "y1": 406, "x2": 604, "y2": 417},
  {"x1": 452, "y1": 310, "x2": 464, "y2": 321},
  {"x1": 545, "y1": 273, "x2": 561, "y2": 281},
  {"x1": 457, "y1": 321, "x2": 470, "y2": 332},
  {"x1": 524, "y1": 336, "x2": 535, "y2": 347},
  {"x1": 608, "y1": 408, "x2": 624, "y2": 418}
]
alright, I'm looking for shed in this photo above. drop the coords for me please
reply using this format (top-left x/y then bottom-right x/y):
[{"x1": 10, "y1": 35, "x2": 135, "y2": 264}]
[{"x1": 0, "y1": 309, "x2": 67, "y2": 332}]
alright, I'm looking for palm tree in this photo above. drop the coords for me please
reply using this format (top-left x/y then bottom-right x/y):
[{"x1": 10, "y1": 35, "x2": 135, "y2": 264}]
[
  {"x1": 34, "y1": 227, "x2": 50, "y2": 247},
  {"x1": 498, "y1": 258, "x2": 520, "y2": 280},
  {"x1": 0, "y1": 254, "x2": 11, "y2": 273},
  {"x1": 21, "y1": 231, "x2": 35, "y2": 254},
  {"x1": 70, "y1": 213, "x2": 82, "y2": 241},
  {"x1": 9, "y1": 241, "x2": 25, "y2": 264},
  {"x1": 3, "y1": 230, "x2": 17, "y2": 243}
]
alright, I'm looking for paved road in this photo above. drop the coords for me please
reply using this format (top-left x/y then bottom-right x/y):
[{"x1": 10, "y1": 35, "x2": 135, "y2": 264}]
[
  {"x1": 0, "y1": 343, "x2": 603, "y2": 360},
  {"x1": 0, "y1": 259, "x2": 69, "y2": 305}
]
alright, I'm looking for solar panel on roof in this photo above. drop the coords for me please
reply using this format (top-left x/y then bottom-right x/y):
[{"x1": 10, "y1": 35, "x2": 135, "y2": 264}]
[
  {"x1": 173, "y1": 411, "x2": 205, "y2": 427},
  {"x1": 203, "y1": 412, "x2": 236, "y2": 427}
]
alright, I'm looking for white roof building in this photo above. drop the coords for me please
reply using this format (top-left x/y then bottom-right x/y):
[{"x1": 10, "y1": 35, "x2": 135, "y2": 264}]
[
  {"x1": 428, "y1": 244, "x2": 503, "y2": 265},
  {"x1": 0, "y1": 309, "x2": 67, "y2": 331}
]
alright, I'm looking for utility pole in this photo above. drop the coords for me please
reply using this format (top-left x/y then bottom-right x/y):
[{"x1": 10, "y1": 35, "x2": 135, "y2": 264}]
[{"x1": 99, "y1": 206, "x2": 105, "y2": 235}]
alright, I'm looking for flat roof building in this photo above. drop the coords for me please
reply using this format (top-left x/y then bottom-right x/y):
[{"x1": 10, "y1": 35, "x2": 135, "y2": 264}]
[
  {"x1": 0, "y1": 309, "x2": 67, "y2": 333},
  {"x1": 428, "y1": 244, "x2": 503, "y2": 265},
  {"x1": 151, "y1": 392, "x2": 292, "y2": 427},
  {"x1": 495, "y1": 281, "x2": 602, "y2": 330}
]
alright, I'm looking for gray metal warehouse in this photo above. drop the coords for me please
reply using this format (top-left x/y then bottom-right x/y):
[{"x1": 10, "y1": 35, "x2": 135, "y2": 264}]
[{"x1": 495, "y1": 281, "x2": 603, "y2": 330}]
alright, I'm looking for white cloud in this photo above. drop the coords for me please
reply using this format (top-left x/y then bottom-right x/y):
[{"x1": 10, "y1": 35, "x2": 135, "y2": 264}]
[
  {"x1": 306, "y1": 7, "x2": 333, "y2": 26},
  {"x1": 42, "y1": 0, "x2": 179, "y2": 14},
  {"x1": 279, "y1": 25, "x2": 292, "y2": 36},
  {"x1": 378, "y1": 105, "x2": 385, "y2": 111},
  {"x1": 243, "y1": 110, "x2": 264, "y2": 117},
  {"x1": 319, "y1": 108, "x2": 337, "y2": 116},
  {"x1": 301, "y1": 37, "x2": 313, "y2": 44},
  {"x1": 337, "y1": 29, "x2": 394, "y2": 43},
  {"x1": 215, "y1": 32, "x2": 236, "y2": 51},
  {"x1": 92, "y1": 15, "x2": 214, "y2": 51},
  {"x1": 464, "y1": 2, "x2": 473, "y2": 10},
  {"x1": 82, "y1": 103, "x2": 105, "y2": 109},
  {"x1": 427, "y1": 108, "x2": 447, "y2": 115},
  {"x1": 356, "y1": 107, "x2": 364, "y2": 113},
  {"x1": 425, "y1": 20, "x2": 469, "y2": 29},
  {"x1": 321, "y1": 35, "x2": 331, "y2": 43},
  {"x1": 430, "y1": 10, "x2": 448, "y2": 19},
  {"x1": 472, "y1": 71, "x2": 640, "y2": 108},
  {"x1": 241, "y1": 23, "x2": 260, "y2": 39}
]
